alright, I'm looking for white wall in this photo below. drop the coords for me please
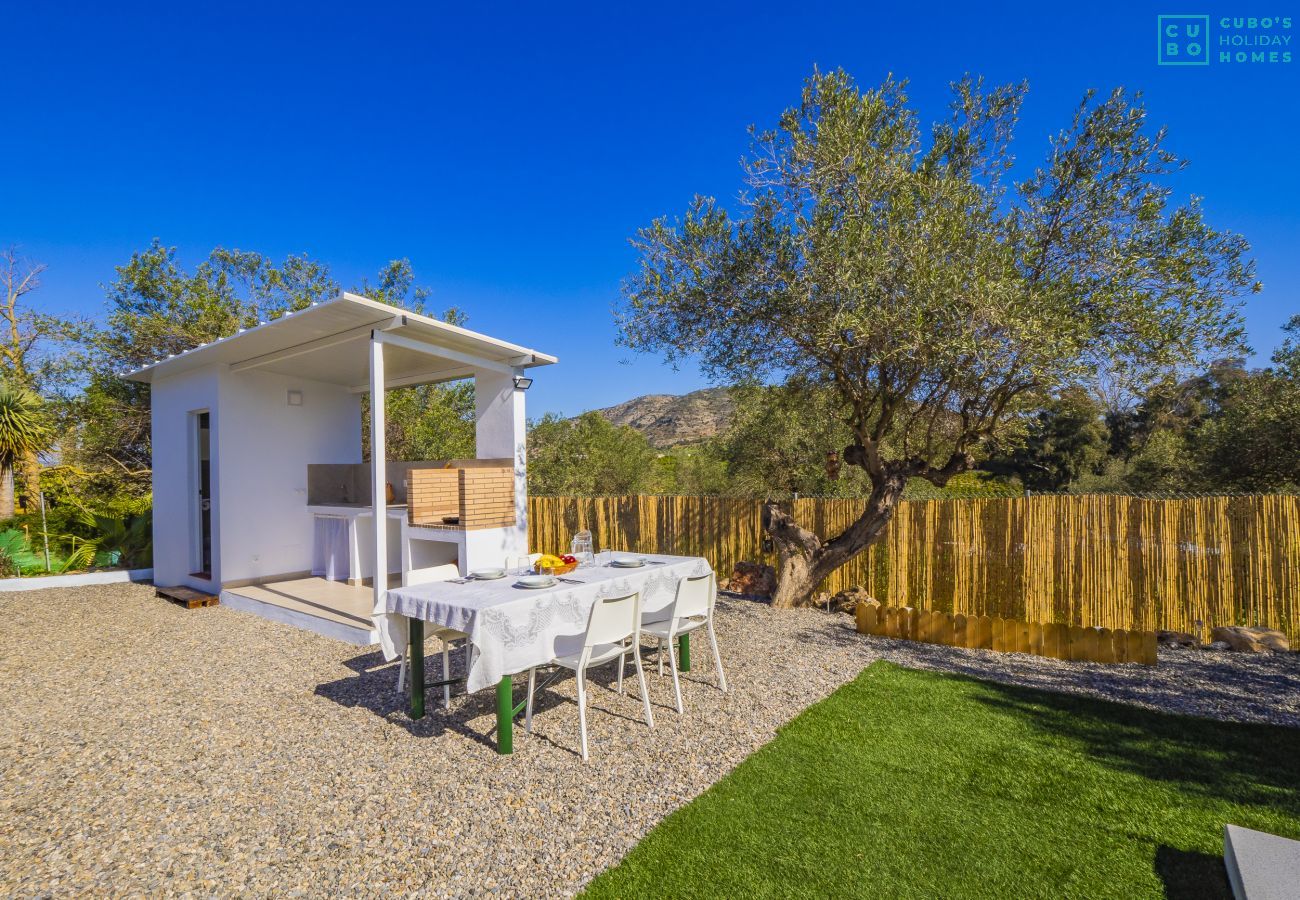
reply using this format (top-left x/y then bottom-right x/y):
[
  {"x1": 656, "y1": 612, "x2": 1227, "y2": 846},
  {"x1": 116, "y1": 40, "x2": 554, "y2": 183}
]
[
  {"x1": 464, "y1": 526, "x2": 528, "y2": 572},
  {"x1": 474, "y1": 368, "x2": 529, "y2": 558},
  {"x1": 150, "y1": 367, "x2": 221, "y2": 591},
  {"x1": 216, "y1": 368, "x2": 362, "y2": 584}
]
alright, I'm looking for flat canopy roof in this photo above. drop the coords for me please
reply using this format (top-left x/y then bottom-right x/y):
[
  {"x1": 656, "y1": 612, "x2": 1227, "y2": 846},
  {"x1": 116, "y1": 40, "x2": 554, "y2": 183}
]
[{"x1": 124, "y1": 292, "x2": 557, "y2": 391}]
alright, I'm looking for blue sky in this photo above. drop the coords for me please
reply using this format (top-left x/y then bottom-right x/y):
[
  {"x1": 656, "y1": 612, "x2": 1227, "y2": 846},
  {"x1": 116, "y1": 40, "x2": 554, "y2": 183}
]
[{"x1": 5, "y1": 1, "x2": 1297, "y2": 417}]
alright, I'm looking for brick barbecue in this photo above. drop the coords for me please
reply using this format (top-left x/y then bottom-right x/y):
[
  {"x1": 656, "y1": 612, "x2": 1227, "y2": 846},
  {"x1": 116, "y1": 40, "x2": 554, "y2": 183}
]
[{"x1": 406, "y1": 466, "x2": 516, "y2": 530}]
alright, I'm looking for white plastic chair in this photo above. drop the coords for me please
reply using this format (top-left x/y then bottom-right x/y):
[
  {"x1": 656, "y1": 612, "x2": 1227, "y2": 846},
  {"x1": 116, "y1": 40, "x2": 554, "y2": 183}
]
[
  {"x1": 525, "y1": 591, "x2": 655, "y2": 761},
  {"x1": 641, "y1": 572, "x2": 727, "y2": 713},
  {"x1": 395, "y1": 563, "x2": 469, "y2": 709}
]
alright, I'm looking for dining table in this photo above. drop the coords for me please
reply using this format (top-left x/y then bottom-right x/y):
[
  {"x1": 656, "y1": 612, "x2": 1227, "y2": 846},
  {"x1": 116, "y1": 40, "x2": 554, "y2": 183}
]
[{"x1": 382, "y1": 552, "x2": 715, "y2": 754}]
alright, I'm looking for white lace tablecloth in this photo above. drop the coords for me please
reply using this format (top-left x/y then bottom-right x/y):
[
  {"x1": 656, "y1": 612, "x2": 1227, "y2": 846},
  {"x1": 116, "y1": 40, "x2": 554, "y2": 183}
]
[{"x1": 381, "y1": 554, "x2": 713, "y2": 693}]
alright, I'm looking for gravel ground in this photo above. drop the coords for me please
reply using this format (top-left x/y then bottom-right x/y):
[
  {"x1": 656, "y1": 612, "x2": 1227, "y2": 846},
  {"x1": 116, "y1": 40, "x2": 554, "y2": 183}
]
[{"x1": 2, "y1": 584, "x2": 1297, "y2": 897}]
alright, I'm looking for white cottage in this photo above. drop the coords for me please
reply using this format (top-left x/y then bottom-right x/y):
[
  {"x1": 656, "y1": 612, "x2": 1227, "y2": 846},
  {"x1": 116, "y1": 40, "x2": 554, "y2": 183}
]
[{"x1": 126, "y1": 292, "x2": 555, "y2": 644}]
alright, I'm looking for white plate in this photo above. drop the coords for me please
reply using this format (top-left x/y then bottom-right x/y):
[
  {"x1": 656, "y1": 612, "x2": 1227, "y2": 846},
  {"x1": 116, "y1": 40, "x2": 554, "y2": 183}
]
[
  {"x1": 611, "y1": 557, "x2": 645, "y2": 568},
  {"x1": 471, "y1": 568, "x2": 506, "y2": 580},
  {"x1": 516, "y1": 574, "x2": 557, "y2": 589}
]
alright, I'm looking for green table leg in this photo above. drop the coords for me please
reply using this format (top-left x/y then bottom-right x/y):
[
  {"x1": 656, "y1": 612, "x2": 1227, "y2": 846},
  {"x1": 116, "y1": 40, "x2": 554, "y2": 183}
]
[
  {"x1": 496, "y1": 676, "x2": 513, "y2": 755},
  {"x1": 678, "y1": 633, "x2": 690, "y2": 672},
  {"x1": 409, "y1": 617, "x2": 425, "y2": 720}
]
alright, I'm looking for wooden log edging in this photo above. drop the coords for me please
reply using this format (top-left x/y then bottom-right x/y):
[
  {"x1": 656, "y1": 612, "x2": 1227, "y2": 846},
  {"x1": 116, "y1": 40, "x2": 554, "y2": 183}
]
[{"x1": 855, "y1": 603, "x2": 1158, "y2": 666}]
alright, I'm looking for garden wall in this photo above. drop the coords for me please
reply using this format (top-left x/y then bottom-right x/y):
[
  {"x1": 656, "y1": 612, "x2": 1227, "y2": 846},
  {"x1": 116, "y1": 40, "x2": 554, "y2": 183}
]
[{"x1": 528, "y1": 494, "x2": 1300, "y2": 642}]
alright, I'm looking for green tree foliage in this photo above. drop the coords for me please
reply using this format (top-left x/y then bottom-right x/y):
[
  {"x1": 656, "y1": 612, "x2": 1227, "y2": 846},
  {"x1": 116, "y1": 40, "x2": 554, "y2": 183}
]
[
  {"x1": 527, "y1": 412, "x2": 659, "y2": 495},
  {"x1": 1195, "y1": 376, "x2": 1300, "y2": 492},
  {"x1": 707, "y1": 385, "x2": 868, "y2": 498},
  {"x1": 1094, "y1": 353, "x2": 1299, "y2": 494},
  {"x1": 646, "y1": 446, "x2": 730, "y2": 496},
  {"x1": 94, "y1": 241, "x2": 338, "y2": 372},
  {"x1": 619, "y1": 70, "x2": 1258, "y2": 606},
  {"x1": 354, "y1": 260, "x2": 471, "y2": 462},
  {"x1": 379, "y1": 381, "x2": 477, "y2": 462},
  {"x1": 66, "y1": 241, "x2": 338, "y2": 499},
  {"x1": 353, "y1": 259, "x2": 433, "y2": 312},
  {"x1": 67, "y1": 243, "x2": 468, "y2": 501},
  {"x1": 983, "y1": 389, "x2": 1110, "y2": 491},
  {"x1": 1111, "y1": 360, "x2": 1247, "y2": 459},
  {"x1": 1187, "y1": 323, "x2": 1300, "y2": 492},
  {"x1": 523, "y1": 387, "x2": 1023, "y2": 500},
  {"x1": 1272, "y1": 314, "x2": 1300, "y2": 379}
]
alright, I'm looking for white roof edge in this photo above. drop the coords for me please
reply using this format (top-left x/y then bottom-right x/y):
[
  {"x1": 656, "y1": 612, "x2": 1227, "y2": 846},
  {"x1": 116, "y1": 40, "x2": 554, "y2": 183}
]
[
  {"x1": 335, "y1": 293, "x2": 559, "y2": 364},
  {"x1": 121, "y1": 292, "x2": 558, "y2": 381}
]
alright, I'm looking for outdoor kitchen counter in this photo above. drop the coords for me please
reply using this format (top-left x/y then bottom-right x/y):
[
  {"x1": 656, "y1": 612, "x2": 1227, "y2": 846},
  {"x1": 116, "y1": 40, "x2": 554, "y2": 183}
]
[
  {"x1": 306, "y1": 503, "x2": 408, "y2": 515},
  {"x1": 308, "y1": 505, "x2": 407, "y2": 584}
]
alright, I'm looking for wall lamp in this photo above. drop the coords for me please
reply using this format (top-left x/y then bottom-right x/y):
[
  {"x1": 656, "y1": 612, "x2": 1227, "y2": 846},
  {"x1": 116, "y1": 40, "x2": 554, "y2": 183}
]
[{"x1": 513, "y1": 375, "x2": 534, "y2": 391}]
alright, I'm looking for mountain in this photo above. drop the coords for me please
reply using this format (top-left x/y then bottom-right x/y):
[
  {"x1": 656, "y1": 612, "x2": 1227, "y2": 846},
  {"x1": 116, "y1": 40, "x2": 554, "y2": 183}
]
[{"x1": 590, "y1": 387, "x2": 734, "y2": 448}]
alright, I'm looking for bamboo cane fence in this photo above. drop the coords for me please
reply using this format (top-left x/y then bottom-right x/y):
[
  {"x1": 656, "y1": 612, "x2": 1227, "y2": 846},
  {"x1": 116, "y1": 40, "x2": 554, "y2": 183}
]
[{"x1": 527, "y1": 494, "x2": 1300, "y2": 643}]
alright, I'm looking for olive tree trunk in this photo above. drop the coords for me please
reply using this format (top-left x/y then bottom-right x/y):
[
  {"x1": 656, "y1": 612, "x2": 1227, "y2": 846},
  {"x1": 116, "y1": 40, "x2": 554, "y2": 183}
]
[{"x1": 762, "y1": 474, "x2": 908, "y2": 608}]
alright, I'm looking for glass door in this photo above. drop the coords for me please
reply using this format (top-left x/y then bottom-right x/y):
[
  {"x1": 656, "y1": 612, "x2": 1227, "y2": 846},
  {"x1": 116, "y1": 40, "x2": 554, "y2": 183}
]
[{"x1": 192, "y1": 411, "x2": 212, "y2": 577}]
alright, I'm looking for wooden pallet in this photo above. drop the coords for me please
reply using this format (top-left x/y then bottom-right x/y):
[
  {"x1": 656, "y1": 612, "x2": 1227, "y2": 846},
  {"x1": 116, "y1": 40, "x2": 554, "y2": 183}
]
[{"x1": 156, "y1": 585, "x2": 219, "y2": 609}]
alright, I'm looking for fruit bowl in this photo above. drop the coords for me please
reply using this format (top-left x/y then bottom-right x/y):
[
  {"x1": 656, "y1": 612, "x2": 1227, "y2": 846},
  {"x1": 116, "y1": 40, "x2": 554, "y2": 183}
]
[
  {"x1": 536, "y1": 561, "x2": 577, "y2": 576},
  {"x1": 535, "y1": 553, "x2": 578, "y2": 576}
]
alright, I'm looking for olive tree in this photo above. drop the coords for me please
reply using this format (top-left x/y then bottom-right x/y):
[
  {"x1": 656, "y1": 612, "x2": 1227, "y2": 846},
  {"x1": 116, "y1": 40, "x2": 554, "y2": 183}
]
[{"x1": 618, "y1": 70, "x2": 1258, "y2": 607}]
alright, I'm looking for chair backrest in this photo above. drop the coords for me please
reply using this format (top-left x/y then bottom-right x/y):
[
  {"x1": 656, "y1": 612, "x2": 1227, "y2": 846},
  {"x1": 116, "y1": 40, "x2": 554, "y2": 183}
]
[
  {"x1": 408, "y1": 563, "x2": 460, "y2": 586},
  {"x1": 585, "y1": 592, "x2": 641, "y2": 647},
  {"x1": 673, "y1": 573, "x2": 716, "y2": 620}
]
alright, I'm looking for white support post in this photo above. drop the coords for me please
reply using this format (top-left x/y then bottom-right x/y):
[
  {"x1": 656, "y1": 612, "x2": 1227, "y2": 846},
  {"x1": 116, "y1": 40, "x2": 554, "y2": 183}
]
[{"x1": 370, "y1": 336, "x2": 387, "y2": 616}]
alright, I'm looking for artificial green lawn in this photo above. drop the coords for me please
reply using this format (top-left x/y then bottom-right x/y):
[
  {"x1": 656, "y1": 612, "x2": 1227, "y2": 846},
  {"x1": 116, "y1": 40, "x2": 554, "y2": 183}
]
[{"x1": 584, "y1": 662, "x2": 1300, "y2": 899}]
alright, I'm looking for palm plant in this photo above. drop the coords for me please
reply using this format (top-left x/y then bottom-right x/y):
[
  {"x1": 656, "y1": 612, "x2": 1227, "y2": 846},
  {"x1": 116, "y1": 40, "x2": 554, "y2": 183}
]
[
  {"x1": 0, "y1": 527, "x2": 95, "y2": 577},
  {"x1": 0, "y1": 383, "x2": 49, "y2": 520},
  {"x1": 79, "y1": 509, "x2": 153, "y2": 568}
]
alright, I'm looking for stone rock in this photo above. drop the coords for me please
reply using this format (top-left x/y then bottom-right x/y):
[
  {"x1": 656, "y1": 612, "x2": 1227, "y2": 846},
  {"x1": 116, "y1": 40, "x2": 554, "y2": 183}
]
[
  {"x1": 1157, "y1": 630, "x2": 1198, "y2": 649},
  {"x1": 828, "y1": 586, "x2": 879, "y2": 616},
  {"x1": 1211, "y1": 626, "x2": 1290, "y2": 653},
  {"x1": 1207, "y1": 640, "x2": 1232, "y2": 651},
  {"x1": 719, "y1": 561, "x2": 777, "y2": 598}
]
